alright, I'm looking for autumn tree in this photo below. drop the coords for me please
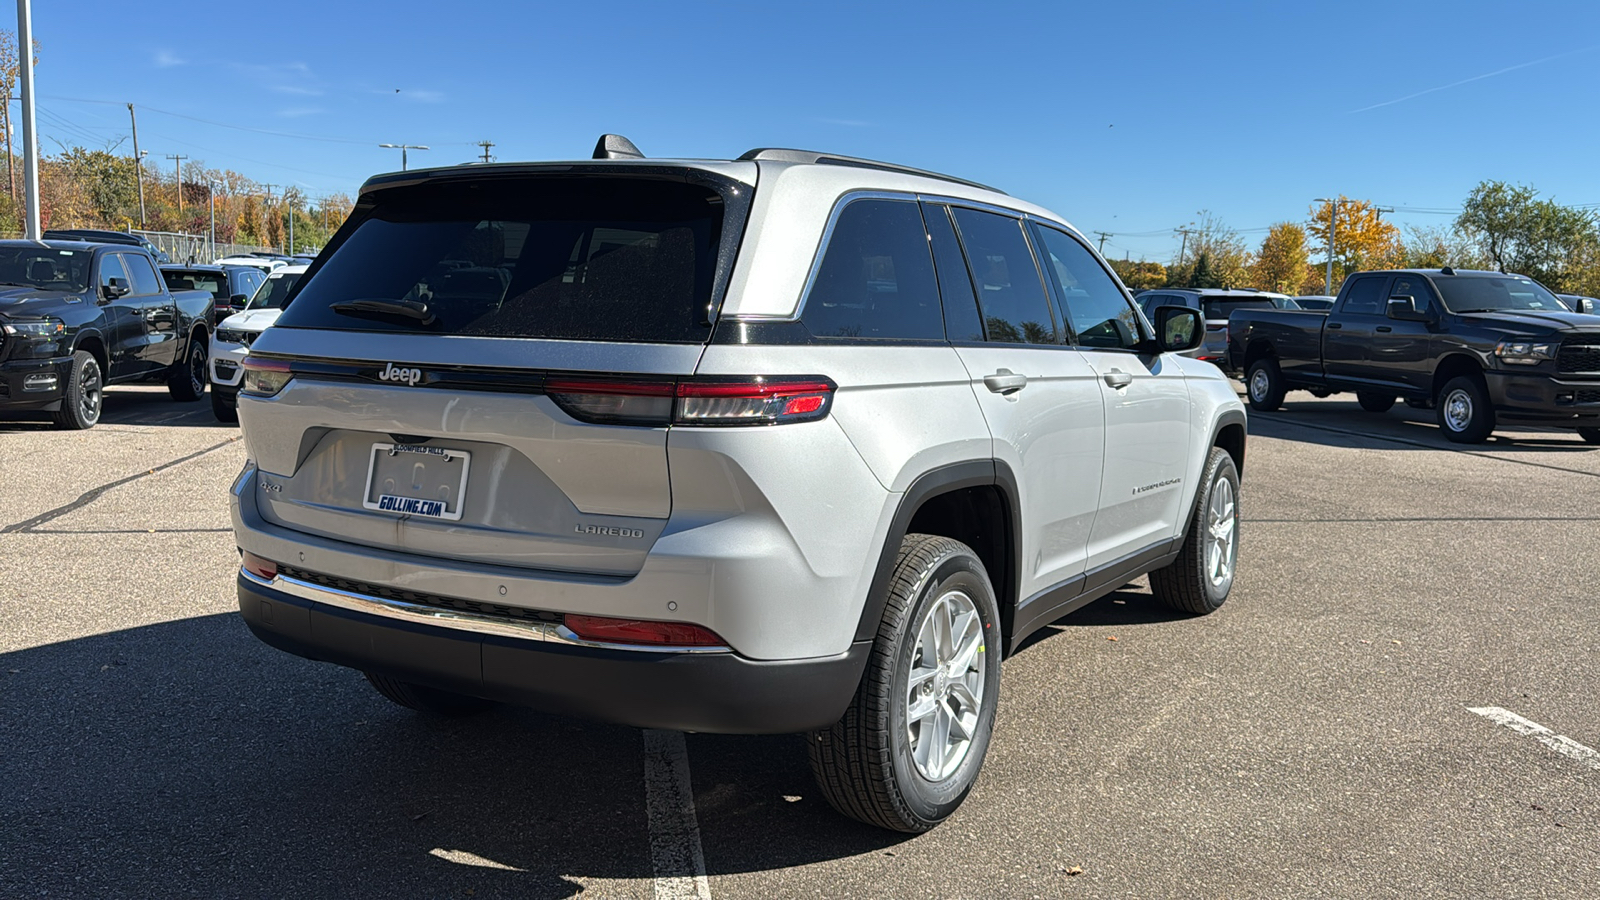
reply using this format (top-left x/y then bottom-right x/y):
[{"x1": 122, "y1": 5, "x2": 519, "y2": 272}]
[
  {"x1": 1307, "y1": 197, "x2": 1401, "y2": 285},
  {"x1": 1250, "y1": 222, "x2": 1309, "y2": 293},
  {"x1": 1455, "y1": 180, "x2": 1599, "y2": 291},
  {"x1": 1107, "y1": 257, "x2": 1166, "y2": 291}
]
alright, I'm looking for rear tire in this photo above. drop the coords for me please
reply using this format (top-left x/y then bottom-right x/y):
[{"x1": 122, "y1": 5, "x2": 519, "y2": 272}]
[
  {"x1": 169, "y1": 335, "x2": 208, "y2": 402},
  {"x1": 1577, "y1": 426, "x2": 1600, "y2": 445},
  {"x1": 363, "y1": 672, "x2": 495, "y2": 716},
  {"x1": 809, "y1": 534, "x2": 1001, "y2": 833},
  {"x1": 1149, "y1": 447, "x2": 1240, "y2": 615},
  {"x1": 1245, "y1": 358, "x2": 1285, "y2": 411},
  {"x1": 1357, "y1": 391, "x2": 1396, "y2": 413},
  {"x1": 211, "y1": 389, "x2": 238, "y2": 424},
  {"x1": 1436, "y1": 375, "x2": 1495, "y2": 443},
  {"x1": 52, "y1": 350, "x2": 102, "y2": 430}
]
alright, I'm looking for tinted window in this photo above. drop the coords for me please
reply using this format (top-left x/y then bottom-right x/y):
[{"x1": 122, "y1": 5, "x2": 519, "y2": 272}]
[
  {"x1": 98, "y1": 254, "x2": 127, "y2": 292},
  {"x1": 0, "y1": 246, "x2": 92, "y2": 291},
  {"x1": 248, "y1": 272, "x2": 305, "y2": 310},
  {"x1": 1033, "y1": 225, "x2": 1143, "y2": 350},
  {"x1": 1434, "y1": 276, "x2": 1566, "y2": 312},
  {"x1": 123, "y1": 253, "x2": 162, "y2": 297},
  {"x1": 923, "y1": 203, "x2": 985, "y2": 342},
  {"x1": 800, "y1": 199, "x2": 942, "y2": 340},
  {"x1": 950, "y1": 208, "x2": 1056, "y2": 344},
  {"x1": 1388, "y1": 275, "x2": 1435, "y2": 313},
  {"x1": 1200, "y1": 297, "x2": 1279, "y2": 320},
  {"x1": 278, "y1": 177, "x2": 728, "y2": 343},
  {"x1": 1339, "y1": 276, "x2": 1389, "y2": 315},
  {"x1": 163, "y1": 270, "x2": 225, "y2": 298}
]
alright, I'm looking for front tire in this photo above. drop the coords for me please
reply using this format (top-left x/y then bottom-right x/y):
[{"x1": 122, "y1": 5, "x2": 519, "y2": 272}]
[
  {"x1": 1245, "y1": 358, "x2": 1285, "y2": 411},
  {"x1": 211, "y1": 387, "x2": 238, "y2": 424},
  {"x1": 809, "y1": 534, "x2": 1001, "y2": 833},
  {"x1": 1357, "y1": 391, "x2": 1396, "y2": 413},
  {"x1": 363, "y1": 672, "x2": 495, "y2": 716},
  {"x1": 1436, "y1": 375, "x2": 1494, "y2": 443},
  {"x1": 1149, "y1": 447, "x2": 1240, "y2": 615},
  {"x1": 169, "y1": 335, "x2": 208, "y2": 402},
  {"x1": 52, "y1": 350, "x2": 102, "y2": 430}
]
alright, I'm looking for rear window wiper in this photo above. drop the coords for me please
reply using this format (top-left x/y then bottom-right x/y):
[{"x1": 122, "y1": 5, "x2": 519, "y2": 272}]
[{"x1": 329, "y1": 298, "x2": 436, "y2": 326}]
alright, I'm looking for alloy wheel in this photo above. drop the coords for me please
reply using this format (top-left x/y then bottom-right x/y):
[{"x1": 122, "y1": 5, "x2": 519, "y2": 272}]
[
  {"x1": 80, "y1": 359, "x2": 102, "y2": 424},
  {"x1": 1206, "y1": 476, "x2": 1237, "y2": 587},
  {"x1": 904, "y1": 588, "x2": 986, "y2": 782}
]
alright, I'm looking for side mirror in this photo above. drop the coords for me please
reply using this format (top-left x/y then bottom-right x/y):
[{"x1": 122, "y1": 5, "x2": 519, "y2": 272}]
[
  {"x1": 100, "y1": 277, "x2": 130, "y2": 302},
  {"x1": 1152, "y1": 305, "x2": 1204, "y2": 353},
  {"x1": 230, "y1": 293, "x2": 250, "y2": 310},
  {"x1": 1386, "y1": 296, "x2": 1430, "y2": 321},
  {"x1": 1575, "y1": 297, "x2": 1597, "y2": 315}
]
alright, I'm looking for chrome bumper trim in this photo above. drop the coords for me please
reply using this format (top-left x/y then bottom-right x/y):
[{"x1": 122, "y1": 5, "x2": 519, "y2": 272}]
[{"x1": 240, "y1": 567, "x2": 731, "y2": 654}]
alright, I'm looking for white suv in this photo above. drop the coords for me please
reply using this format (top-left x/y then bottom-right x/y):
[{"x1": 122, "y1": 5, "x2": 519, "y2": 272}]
[
  {"x1": 229, "y1": 137, "x2": 1246, "y2": 832},
  {"x1": 209, "y1": 265, "x2": 307, "y2": 423}
]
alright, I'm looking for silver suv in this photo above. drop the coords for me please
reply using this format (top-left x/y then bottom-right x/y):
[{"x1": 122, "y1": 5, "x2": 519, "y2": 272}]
[{"x1": 230, "y1": 137, "x2": 1247, "y2": 833}]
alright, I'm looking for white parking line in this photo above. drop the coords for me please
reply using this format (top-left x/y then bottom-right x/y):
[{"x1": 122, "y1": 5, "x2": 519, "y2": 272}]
[
  {"x1": 1468, "y1": 706, "x2": 1600, "y2": 772},
  {"x1": 642, "y1": 729, "x2": 711, "y2": 900}
]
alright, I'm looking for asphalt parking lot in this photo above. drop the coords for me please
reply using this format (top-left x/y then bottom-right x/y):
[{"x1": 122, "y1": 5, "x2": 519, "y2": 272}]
[{"x1": 2, "y1": 385, "x2": 1597, "y2": 899}]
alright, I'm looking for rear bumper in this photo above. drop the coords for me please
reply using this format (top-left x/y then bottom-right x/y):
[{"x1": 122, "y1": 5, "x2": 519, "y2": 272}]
[
  {"x1": 1485, "y1": 371, "x2": 1600, "y2": 423},
  {"x1": 238, "y1": 570, "x2": 870, "y2": 733},
  {"x1": 0, "y1": 355, "x2": 70, "y2": 411}
]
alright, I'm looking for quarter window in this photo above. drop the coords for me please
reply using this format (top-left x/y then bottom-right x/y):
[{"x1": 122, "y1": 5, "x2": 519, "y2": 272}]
[
  {"x1": 949, "y1": 208, "x2": 1056, "y2": 344},
  {"x1": 801, "y1": 199, "x2": 943, "y2": 340},
  {"x1": 1033, "y1": 225, "x2": 1143, "y2": 350}
]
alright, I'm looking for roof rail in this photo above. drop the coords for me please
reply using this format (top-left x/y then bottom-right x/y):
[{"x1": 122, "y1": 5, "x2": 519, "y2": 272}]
[{"x1": 737, "y1": 148, "x2": 1005, "y2": 195}]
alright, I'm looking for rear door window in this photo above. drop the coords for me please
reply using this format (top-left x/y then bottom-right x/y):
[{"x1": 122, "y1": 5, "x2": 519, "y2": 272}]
[
  {"x1": 950, "y1": 208, "x2": 1057, "y2": 344},
  {"x1": 1032, "y1": 225, "x2": 1143, "y2": 350},
  {"x1": 800, "y1": 199, "x2": 943, "y2": 340},
  {"x1": 276, "y1": 177, "x2": 733, "y2": 343},
  {"x1": 122, "y1": 253, "x2": 163, "y2": 297},
  {"x1": 922, "y1": 202, "x2": 986, "y2": 342}
]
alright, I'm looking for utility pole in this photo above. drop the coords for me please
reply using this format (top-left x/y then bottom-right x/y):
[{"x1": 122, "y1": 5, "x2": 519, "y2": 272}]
[
  {"x1": 16, "y1": 0, "x2": 39, "y2": 239},
  {"x1": 167, "y1": 154, "x2": 188, "y2": 214},
  {"x1": 1175, "y1": 228, "x2": 1194, "y2": 268},
  {"x1": 207, "y1": 180, "x2": 216, "y2": 261},
  {"x1": 128, "y1": 104, "x2": 146, "y2": 228},
  {"x1": 1093, "y1": 231, "x2": 1112, "y2": 254},
  {"x1": 1315, "y1": 197, "x2": 1340, "y2": 295},
  {"x1": 285, "y1": 190, "x2": 295, "y2": 255},
  {"x1": 379, "y1": 143, "x2": 428, "y2": 170},
  {"x1": 476, "y1": 140, "x2": 494, "y2": 163}
]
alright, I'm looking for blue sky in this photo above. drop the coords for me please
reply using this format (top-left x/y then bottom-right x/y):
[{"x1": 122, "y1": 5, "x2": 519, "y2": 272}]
[{"x1": 15, "y1": 0, "x2": 1600, "y2": 260}]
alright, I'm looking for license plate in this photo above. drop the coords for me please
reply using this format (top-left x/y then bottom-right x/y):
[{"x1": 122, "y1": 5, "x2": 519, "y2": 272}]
[{"x1": 362, "y1": 442, "x2": 471, "y2": 521}]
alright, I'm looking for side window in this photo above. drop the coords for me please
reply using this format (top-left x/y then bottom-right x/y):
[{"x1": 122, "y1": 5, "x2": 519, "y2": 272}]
[
  {"x1": 98, "y1": 254, "x2": 128, "y2": 292},
  {"x1": 949, "y1": 207, "x2": 1056, "y2": 344},
  {"x1": 1389, "y1": 275, "x2": 1434, "y2": 313},
  {"x1": 922, "y1": 202, "x2": 985, "y2": 342},
  {"x1": 1032, "y1": 225, "x2": 1144, "y2": 350},
  {"x1": 1339, "y1": 276, "x2": 1389, "y2": 315},
  {"x1": 122, "y1": 253, "x2": 163, "y2": 297},
  {"x1": 800, "y1": 199, "x2": 943, "y2": 340}
]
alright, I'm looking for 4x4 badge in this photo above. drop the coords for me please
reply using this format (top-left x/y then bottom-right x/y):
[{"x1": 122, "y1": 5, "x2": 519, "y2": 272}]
[{"x1": 377, "y1": 362, "x2": 424, "y2": 385}]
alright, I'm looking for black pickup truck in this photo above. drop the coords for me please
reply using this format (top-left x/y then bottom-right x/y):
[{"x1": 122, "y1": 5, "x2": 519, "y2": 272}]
[
  {"x1": 0, "y1": 240, "x2": 213, "y2": 429},
  {"x1": 1228, "y1": 267, "x2": 1600, "y2": 443}
]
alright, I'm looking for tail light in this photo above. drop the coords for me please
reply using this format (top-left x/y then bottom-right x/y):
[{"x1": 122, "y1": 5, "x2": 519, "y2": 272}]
[
  {"x1": 240, "y1": 357, "x2": 292, "y2": 397},
  {"x1": 564, "y1": 613, "x2": 727, "y2": 648},
  {"x1": 548, "y1": 376, "x2": 834, "y2": 427}
]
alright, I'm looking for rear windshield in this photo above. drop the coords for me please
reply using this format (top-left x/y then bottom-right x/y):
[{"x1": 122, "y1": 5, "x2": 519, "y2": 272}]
[
  {"x1": 1201, "y1": 297, "x2": 1278, "y2": 319},
  {"x1": 275, "y1": 177, "x2": 729, "y2": 343},
  {"x1": 1435, "y1": 276, "x2": 1565, "y2": 313},
  {"x1": 162, "y1": 270, "x2": 225, "y2": 298},
  {"x1": 248, "y1": 273, "x2": 304, "y2": 310}
]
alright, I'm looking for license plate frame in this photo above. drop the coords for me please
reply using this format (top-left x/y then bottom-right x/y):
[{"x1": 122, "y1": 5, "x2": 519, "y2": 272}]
[{"x1": 362, "y1": 442, "x2": 472, "y2": 521}]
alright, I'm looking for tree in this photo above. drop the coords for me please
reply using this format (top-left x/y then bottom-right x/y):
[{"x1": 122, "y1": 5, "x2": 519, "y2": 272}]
[
  {"x1": 1107, "y1": 258, "x2": 1166, "y2": 291},
  {"x1": 1250, "y1": 222, "x2": 1309, "y2": 294},
  {"x1": 1307, "y1": 197, "x2": 1401, "y2": 285},
  {"x1": 1190, "y1": 251, "x2": 1219, "y2": 288},
  {"x1": 1456, "y1": 180, "x2": 1599, "y2": 290},
  {"x1": 0, "y1": 29, "x2": 39, "y2": 229}
]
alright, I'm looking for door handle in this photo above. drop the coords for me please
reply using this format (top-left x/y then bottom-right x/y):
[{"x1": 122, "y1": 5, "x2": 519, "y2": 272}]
[
  {"x1": 1327, "y1": 322, "x2": 1342, "y2": 329},
  {"x1": 983, "y1": 369, "x2": 1028, "y2": 395},
  {"x1": 1376, "y1": 325, "x2": 1392, "y2": 333},
  {"x1": 1103, "y1": 369, "x2": 1133, "y2": 389}
]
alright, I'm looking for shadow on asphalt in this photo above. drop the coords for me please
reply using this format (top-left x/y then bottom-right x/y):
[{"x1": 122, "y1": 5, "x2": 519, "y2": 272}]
[
  {"x1": 1009, "y1": 586, "x2": 1190, "y2": 657},
  {"x1": 0, "y1": 390, "x2": 223, "y2": 432},
  {"x1": 0, "y1": 613, "x2": 905, "y2": 898},
  {"x1": 1249, "y1": 399, "x2": 1598, "y2": 454}
]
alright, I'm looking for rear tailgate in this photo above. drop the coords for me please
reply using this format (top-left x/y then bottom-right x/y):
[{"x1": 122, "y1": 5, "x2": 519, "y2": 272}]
[{"x1": 238, "y1": 165, "x2": 755, "y2": 577}]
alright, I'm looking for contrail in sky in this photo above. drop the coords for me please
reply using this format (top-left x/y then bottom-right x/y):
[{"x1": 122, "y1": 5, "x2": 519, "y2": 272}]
[{"x1": 1349, "y1": 45, "x2": 1599, "y2": 113}]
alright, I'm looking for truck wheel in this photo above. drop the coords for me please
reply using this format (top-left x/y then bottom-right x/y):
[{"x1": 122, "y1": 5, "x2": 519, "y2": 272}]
[
  {"x1": 211, "y1": 389, "x2": 238, "y2": 424},
  {"x1": 363, "y1": 672, "x2": 495, "y2": 716},
  {"x1": 1577, "y1": 427, "x2": 1600, "y2": 445},
  {"x1": 169, "y1": 335, "x2": 208, "y2": 402},
  {"x1": 52, "y1": 350, "x2": 102, "y2": 430},
  {"x1": 1357, "y1": 392, "x2": 1396, "y2": 413},
  {"x1": 1436, "y1": 375, "x2": 1495, "y2": 443},
  {"x1": 1245, "y1": 359, "x2": 1285, "y2": 411},
  {"x1": 1149, "y1": 447, "x2": 1239, "y2": 615},
  {"x1": 809, "y1": 534, "x2": 1001, "y2": 833}
]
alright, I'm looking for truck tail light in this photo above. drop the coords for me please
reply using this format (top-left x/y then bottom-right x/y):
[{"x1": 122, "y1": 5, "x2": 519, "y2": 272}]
[
  {"x1": 563, "y1": 614, "x2": 727, "y2": 648},
  {"x1": 548, "y1": 376, "x2": 835, "y2": 427},
  {"x1": 240, "y1": 357, "x2": 293, "y2": 397}
]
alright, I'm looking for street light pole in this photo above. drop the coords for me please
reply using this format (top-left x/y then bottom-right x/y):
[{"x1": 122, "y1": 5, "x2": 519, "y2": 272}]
[
  {"x1": 1315, "y1": 197, "x2": 1340, "y2": 295},
  {"x1": 16, "y1": 0, "x2": 40, "y2": 239},
  {"x1": 379, "y1": 143, "x2": 429, "y2": 171},
  {"x1": 208, "y1": 180, "x2": 217, "y2": 261}
]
